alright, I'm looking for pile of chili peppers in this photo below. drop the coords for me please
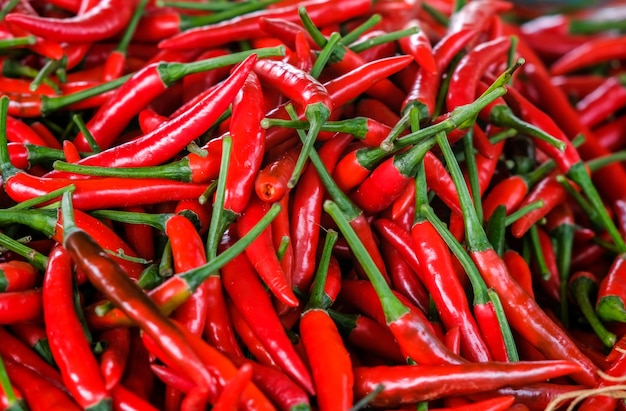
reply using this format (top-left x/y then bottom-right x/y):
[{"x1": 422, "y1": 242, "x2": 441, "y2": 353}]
[{"x1": 3, "y1": 0, "x2": 626, "y2": 410}]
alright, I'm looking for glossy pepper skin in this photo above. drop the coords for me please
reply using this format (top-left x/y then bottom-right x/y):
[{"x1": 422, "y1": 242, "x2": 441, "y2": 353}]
[{"x1": 353, "y1": 360, "x2": 581, "y2": 407}]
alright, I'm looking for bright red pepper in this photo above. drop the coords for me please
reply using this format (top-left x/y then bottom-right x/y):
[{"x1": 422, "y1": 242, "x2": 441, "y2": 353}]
[{"x1": 44, "y1": 245, "x2": 111, "y2": 410}]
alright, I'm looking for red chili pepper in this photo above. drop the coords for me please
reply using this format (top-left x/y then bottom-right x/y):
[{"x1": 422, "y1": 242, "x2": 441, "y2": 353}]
[
  {"x1": 446, "y1": 36, "x2": 511, "y2": 112},
  {"x1": 0, "y1": 326, "x2": 64, "y2": 391},
  {"x1": 576, "y1": 74, "x2": 626, "y2": 129},
  {"x1": 158, "y1": 0, "x2": 372, "y2": 49},
  {"x1": 594, "y1": 115, "x2": 626, "y2": 153},
  {"x1": 550, "y1": 35, "x2": 626, "y2": 76},
  {"x1": 211, "y1": 363, "x2": 254, "y2": 411},
  {"x1": 596, "y1": 254, "x2": 626, "y2": 323},
  {"x1": 381, "y1": 239, "x2": 430, "y2": 314},
  {"x1": 353, "y1": 360, "x2": 581, "y2": 408},
  {"x1": 503, "y1": 250, "x2": 534, "y2": 299},
  {"x1": 0, "y1": 289, "x2": 42, "y2": 324},
  {"x1": 264, "y1": 55, "x2": 413, "y2": 149},
  {"x1": 98, "y1": 327, "x2": 130, "y2": 391},
  {"x1": 143, "y1": 320, "x2": 276, "y2": 410},
  {"x1": 4, "y1": 358, "x2": 81, "y2": 411},
  {"x1": 351, "y1": 139, "x2": 437, "y2": 214},
  {"x1": 0, "y1": 261, "x2": 37, "y2": 292},
  {"x1": 530, "y1": 226, "x2": 561, "y2": 303},
  {"x1": 223, "y1": 71, "x2": 265, "y2": 220},
  {"x1": 291, "y1": 133, "x2": 353, "y2": 292},
  {"x1": 255, "y1": 146, "x2": 299, "y2": 203},
  {"x1": 6, "y1": 0, "x2": 133, "y2": 42},
  {"x1": 110, "y1": 384, "x2": 158, "y2": 411},
  {"x1": 237, "y1": 196, "x2": 298, "y2": 307},
  {"x1": 60, "y1": 193, "x2": 215, "y2": 404},
  {"x1": 228, "y1": 355, "x2": 311, "y2": 411},
  {"x1": 219, "y1": 227, "x2": 314, "y2": 395},
  {"x1": 579, "y1": 334, "x2": 626, "y2": 410},
  {"x1": 43, "y1": 245, "x2": 111, "y2": 410},
  {"x1": 436, "y1": 131, "x2": 600, "y2": 387},
  {"x1": 228, "y1": 302, "x2": 277, "y2": 367},
  {"x1": 67, "y1": 51, "x2": 259, "y2": 154}
]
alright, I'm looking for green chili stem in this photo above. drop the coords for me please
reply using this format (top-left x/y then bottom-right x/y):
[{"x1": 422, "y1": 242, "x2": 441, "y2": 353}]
[
  {"x1": 0, "y1": 231, "x2": 48, "y2": 272},
  {"x1": 556, "y1": 174, "x2": 603, "y2": 231},
  {"x1": 487, "y1": 288, "x2": 519, "y2": 361},
  {"x1": 159, "y1": 240, "x2": 174, "y2": 278},
  {"x1": 486, "y1": 205, "x2": 507, "y2": 256},
  {"x1": 490, "y1": 105, "x2": 566, "y2": 152},
  {"x1": 260, "y1": 117, "x2": 370, "y2": 139},
  {"x1": 0, "y1": 353, "x2": 18, "y2": 408},
  {"x1": 285, "y1": 104, "x2": 361, "y2": 220},
  {"x1": 420, "y1": 204, "x2": 490, "y2": 305},
  {"x1": 206, "y1": 135, "x2": 232, "y2": 260},
  {"x1": 157, "y1": 0, "x2": 239, "y2": 10},
  {"x1": 180, "y1": 203, "x2": 281, "y2": 291},
  {"x1": 528, "y1": 225, "x2": 551, "y2": 281},
  {"x1": 29, "y1": 57, "x2": 63, "y2": 93},
  {"x1": 567, "y1": 161, "x2": 626, "y2": 253},
  {"x1": 306, "y1": 230, "x2": 338, "y2": 310},
  {"x1": 8, "y1": 184, "x2": 75, "y2": 211},
  {"x1": 159, "y1": 46, "x2": 285, "y2": 86},
  {"x1": 89, "y1": 210, "x2": 173, "y2": 231},
  {"x1": 436, "y1": 131, "x2": 490, "y2": 251},
  {"x1": 463, "y1": 128, "x2": 484, "y2": 224},
  {"x1": 571, "y1": 275, "x2": 616, "y2": 348},
  {"x1": 341, "y1": 14, "x2": 383, "y2": 46},
  {"x1": 324, "y1": 200, "x2": 408, "y2": 322},
  {"x1": 310, "y1": 32, "x2": 341, "y2": 79},
  {"x1": 350, "y1": 27, "x2": 419, "y2": 54},
  {"x1": 379, "y1": 107, "x2": 414, "y2": 152},
  {"x1": 0, "y1": 0, "x2": 19, "y2": 20},
  {"x1": 0, "y1": 36, "x2": 36, "y2": 49},
  {"x1": 553, "y1": 223, "x2": 574, "y2": 328},
  {"x1": 116, "y1": 0, "x2": 148, "y2": 53},
  {"x1": 504, "y1": 200, "x2": 544, "y2": 226},
  {"x1": 276, "y1": 236, "x2": 290, "y2": 262},
  {"x1": 422, "y1": 2, "x2": 449, "y2": 27},
  {"x1": 72, "y1": 113, "x2": 101, "y2": 153},
  {"x1": 587, "y1": 150, "x2": 626, "y2": 173},
  {"x1": 179, "y1": 0, "x2": 281, "y2": 30}
]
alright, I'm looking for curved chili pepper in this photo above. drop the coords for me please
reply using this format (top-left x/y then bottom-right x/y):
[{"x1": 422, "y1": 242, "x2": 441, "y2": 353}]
[
  {"x1": 0, "y1": 261, "x2": 37, "y2": 292},
  {"x1": 353, "y1": 360, "x2": 581, "y2": 407},
  {"x1": 6, "y1": 0, "x2": 133, "y2": 42},
  {"x1": 596, "y1": 254, "x2": 626, "y2": 323},
  {"x1": 166, "y1": 214, "x2": 211, "y2": 336},
  {"x1": 569, "y1": 271, "x2": 616, "y2": 348},
  {"x1": 228, "y1": 355, "x2": 311, "y2": 411},
  {"x1": 211, "y1": 363, "x2": 254, "y2": 411},
  {"x1": 351, "y1": 139, "x2": 437, "y2": 214},
  {"x1": 255, "y1": 146, "x2": 299, "y2": 203},
  {"x1": 143, "y1": 320, "x2": 276, "y2": 411},
  {"x1": 4, "y1": 358, "x2": 81, "y2": 411},
  {"x1": 446, "y1": 36, "x2": 511, "y2": 112},
  {"x1": 531, "y1": 226, "x2": 561, "y2": 303},
  {"x1": 0, "y1": 326, "x2": 63, "y2": 391},
  {"x1": 228, "y1": 302, "x2": 277, "y2": 367},
  {"x1": 109, "y1": 385, "x2": 157, "y2": 411},
  {"x1": 223, "y1": 71, "x2": 265, "y2": 220},
  {"x1": 436, "y1": 131, "x2": 600, "y2": 387},
  {"x1": 67, "y1": 51, "x2": 260, "y2": 154},
  {"x1": 550, "y1": 35, "x2": 626, "y2": 76},
  {"x1": 60, "y1": 193, "x2": 215, "y2": 404},
  {"x1": 237, "y1": 196, "x2": 298, "y2": 307},
  {"x1": 381, "y1": 239, "x2": 430, "y2": 314},
  {"x1": 264, "y1": 55, "x2": 413, "y2": 150},
  {"x1": 0, "y1": 289, "x2": 42, "y2": 324},
  {"x1": 43, "y1": 245, "x2": 111, "y2": 410},
  {"x1": 219, "y1": 227, "x2": 314, "y2": 395},
  {"x1": 577, "y1": 74, "x2": 626, "y2": 129},
  {"x1": 97, "y1": 327, "x2": 130, "y2": 391},
  {"x1": 579, "y1": 334, "x2": 626, "y2": 410},
  {"x1": 158, "y1": 0, "x2": 372, "y2": 49},
  {"x1": 291, "y1": 133, "x2": 352, "y2": 292},
  {"x1": 503, "y1": 250, "x2": 534, "y2": 299}
]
